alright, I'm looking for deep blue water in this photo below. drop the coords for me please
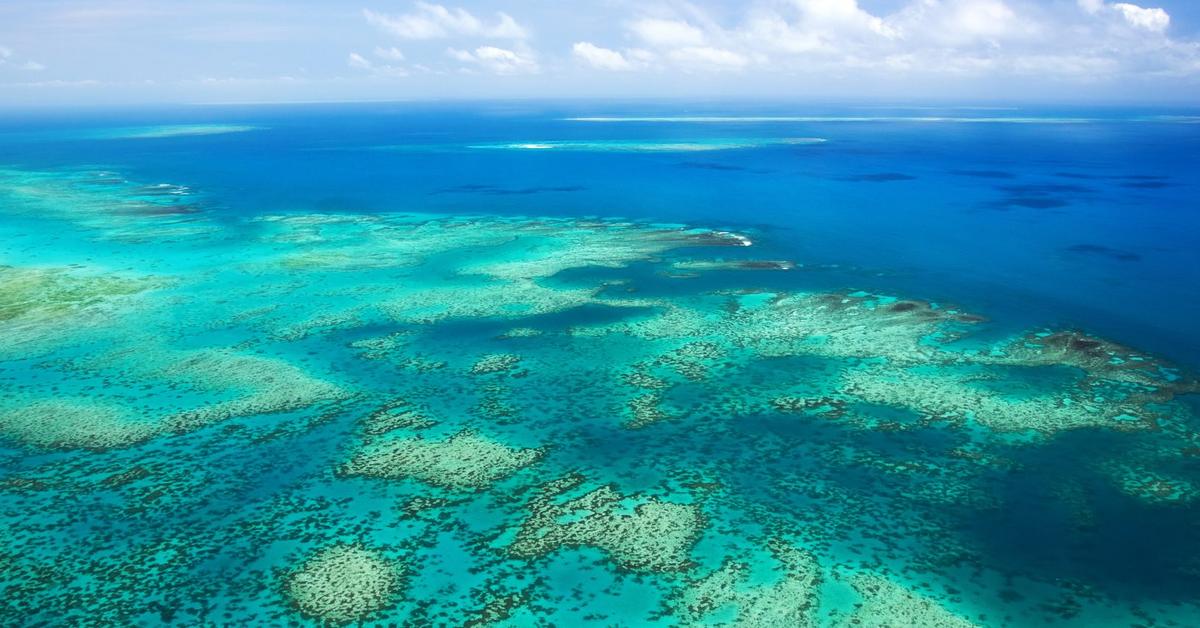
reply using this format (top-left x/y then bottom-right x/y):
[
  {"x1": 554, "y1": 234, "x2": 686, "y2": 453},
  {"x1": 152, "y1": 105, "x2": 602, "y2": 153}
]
[{"x1": 3, "y1": 101, "x2": 1196, "y2": 367}]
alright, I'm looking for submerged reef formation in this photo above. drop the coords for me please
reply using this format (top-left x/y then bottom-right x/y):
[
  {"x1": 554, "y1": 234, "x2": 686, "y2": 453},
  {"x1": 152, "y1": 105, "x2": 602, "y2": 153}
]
[
  {"x1": 0, "y1": 399, "x2": 158, "y2": 450},
  {"x1": 469, "y1": 353, "x2": 523, "y2": 375},
  {"x1": 674, "y1": 541, "x2": 822, "y2": 627},
  {"x1": 342, "y1": 430, "x2": 543, "y2": 490},
  {"x1": 2, "y1": 164, "x2": 1198, "y2": 626},
  {"x1": 286, "y1": 543, "x2": 403, "y2": 624},
  {"x1": 837, "y1": 575, "x2": 979, "y2": 628},
  {"x1": 1, "y1": 345, "x2": 347, "y2": 451},
  {"x1": 0, "y1": 264, "x2": 169, "y2": 357},
  {"x1": 509, "y1": 475, "x2": 703, "y2": 572},
  {"x1": 0, "y1": 264, "x2": 162, "y2": 323}
]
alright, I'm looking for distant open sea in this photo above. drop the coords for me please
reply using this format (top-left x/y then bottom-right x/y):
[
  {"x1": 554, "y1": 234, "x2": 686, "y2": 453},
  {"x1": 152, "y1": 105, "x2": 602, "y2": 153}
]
[
  {"x1": 0, "y1": 102, "x2": 1197, "y2": 625},
  {"x1": 6, "y1": 102, "x2": 1197, "y2": 364}
]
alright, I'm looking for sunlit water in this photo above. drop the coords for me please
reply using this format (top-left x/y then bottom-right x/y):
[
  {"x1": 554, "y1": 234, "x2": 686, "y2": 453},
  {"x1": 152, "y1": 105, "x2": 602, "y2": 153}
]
[{"x1": 0, "y1": 103, "x2": 1197, "y2": 626}]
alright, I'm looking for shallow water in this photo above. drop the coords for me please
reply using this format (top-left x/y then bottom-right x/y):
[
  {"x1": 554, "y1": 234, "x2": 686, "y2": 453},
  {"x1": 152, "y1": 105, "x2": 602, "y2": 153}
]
[{"x1": 0, "y1": 103, "x2": 1197, "y2": 626}]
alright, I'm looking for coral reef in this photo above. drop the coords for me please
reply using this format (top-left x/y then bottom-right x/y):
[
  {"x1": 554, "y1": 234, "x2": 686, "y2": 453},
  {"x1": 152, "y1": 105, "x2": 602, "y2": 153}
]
[
  {"x1": 836, "y1": 574, "x2": 979, "y2": 628},
  {"x1": 341, "y1": 430, "x2": 542, "y2": 490},
  {"x1": 157, "y1": 349, "x2": 350, "y2": 434},
  {"x1": 2, "y1": 163, "x2": 1199, "y2": 626},
  {"x1": 509, "y1": 475, "x2": 703, "y2": 572},
  {"x1": 286, "y1": 543, "x2": 402, "y2": 624},
  {"x1": 0, "y1": 400, "x2": 158, "y2": 450},
  {"x1": 0, "y1": 265, "x2": 161, "y2": 323},
  {"x1": 469, "y1": 354, "x2": 523, "y2": 375},
  {"x1": 673, "y1": 541, "x2": 822, "y2": 627},
  {"x1": 361, "y1": 399, "x2": 436, "y2": 435},
  {"x1": 626, "y1": 392, "x2": 671, "y2": 428},
  {"x1": 839, "y1": 366, "x2": 1154, "y2": 434}
]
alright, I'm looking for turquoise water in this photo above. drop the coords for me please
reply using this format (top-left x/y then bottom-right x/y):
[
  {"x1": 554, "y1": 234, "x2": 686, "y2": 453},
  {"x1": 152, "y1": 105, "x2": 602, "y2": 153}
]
[{"x1": 0, "y1": 103, "x2": 1198, "y2": 626}]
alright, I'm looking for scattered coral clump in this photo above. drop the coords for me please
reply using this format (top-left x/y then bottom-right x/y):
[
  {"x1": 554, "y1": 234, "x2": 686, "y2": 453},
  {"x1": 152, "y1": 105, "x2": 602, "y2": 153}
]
[
  {"x1": 0, "y1": 400, "x2": 158, "y2": 450},
  {"x1": 156, "y1": 349, "x2": 350, "y2": 434},
  {"x1": 348, "y1": 331, "x2": 411, "y2": 359},
  {"x1": 836, "y1": 574, "x2": 979, "y2": 628},
  {"x1": 982, "y1": 330, "x2": 1198, "y2": 393},
  {"x1": 674, "y1": 542, "x2": 822, "y2": 627},
  {"x1": 342, "y1": 430, "x2": 542, "y2": 489},
  {"x1": 361, "y1": 399, "x2": 436, "y2": 435},
  {"x1": 286, "y1": 543, "x2": 402, "y2": 624},
  {"x1": 273, "y1": 310, "x2": 364, "y2": 341},
  {"x1": 0, "y1": 347, "x2": 347, "y2": 450},
  {"x1": 839, "y1": 366, "x2": 1153, "y2": 434},
  {"x1": 626, "y1": 392, "x2": 671, "y2": 428},
  {"x1": 509, "y1": 475, "x2": 703, "y2": 572},
  {"x1": 469, "y1": 353, "x2": 522, "y2": 375}
]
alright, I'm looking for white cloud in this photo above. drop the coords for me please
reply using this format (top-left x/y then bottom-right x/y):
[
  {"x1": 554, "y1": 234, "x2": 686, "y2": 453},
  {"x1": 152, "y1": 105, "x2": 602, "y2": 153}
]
[
  {"x1": 889, "y1": 0, "x2": 1026, "y2": 47},
  {"x1": 1112, "y1": 3, "x2": 1170, "y2": 32},
  {"x1": 943, "y1": 0, "x2": 1020, "y2": 41},
  {"x1": 668, "y1": 46, "x2": 749, "y2": 69},
  {"x1": 791, "y1": 0, "x2": 896, "y2": 38},
  {"x1": 1075, "y1": 1, "x2": 1169, "y2": 33},
  {"x1": 0, "y1": 46, "x2": 45, "y2": 72},
  {"x1": 630, "y1": 18, "x2": 706, "y2": 47},
  {"x1": 572, "y1": 42, "x2": 631, "y2": 71},
  {"x1": 363, "y1": 3, "x2": 527, "y2": 40},
  {"x1": 560, "y1": 0, "x2": 1194, "y2": 81},
  {"x1": 447, "y1": 48, "x2": 475, "y2": 63},
  {"x1": 348, "y1": 50, "x2": 408, "y2": 77},
  {"x1": 448, "y1": 45, "x2": 538, "y2": 74},
  {"x1": 374, "y1": 46, "x2": 406, "y2": 61}
]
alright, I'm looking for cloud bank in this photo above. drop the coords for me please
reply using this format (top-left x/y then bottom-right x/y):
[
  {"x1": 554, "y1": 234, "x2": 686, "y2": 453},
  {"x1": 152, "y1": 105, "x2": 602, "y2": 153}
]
[
  {"x1": 563, "y1": 0, "x2": 1191, "y2": 79},
  {"x1": 2, "y1": 1, "x2": 1197, "y2": 103}
]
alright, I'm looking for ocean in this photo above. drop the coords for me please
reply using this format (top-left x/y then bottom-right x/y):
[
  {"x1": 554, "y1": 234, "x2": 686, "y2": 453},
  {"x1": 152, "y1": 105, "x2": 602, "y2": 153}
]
[{"x1": 0, "y1": 102, "x2": 1197, "y2": 626}]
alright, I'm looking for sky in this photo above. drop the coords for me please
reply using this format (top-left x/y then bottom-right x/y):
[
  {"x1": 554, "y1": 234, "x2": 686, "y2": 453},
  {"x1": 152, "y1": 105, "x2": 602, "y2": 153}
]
[{"x1": 1, "y1": 0, "x2": 1199, "y2": 106}]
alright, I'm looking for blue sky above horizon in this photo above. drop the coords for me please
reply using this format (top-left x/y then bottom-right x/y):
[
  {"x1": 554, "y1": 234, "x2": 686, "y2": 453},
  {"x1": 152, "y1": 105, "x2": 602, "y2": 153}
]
[{"x1": 2, "y1": 0, "x2": 1199, "y2": 106}]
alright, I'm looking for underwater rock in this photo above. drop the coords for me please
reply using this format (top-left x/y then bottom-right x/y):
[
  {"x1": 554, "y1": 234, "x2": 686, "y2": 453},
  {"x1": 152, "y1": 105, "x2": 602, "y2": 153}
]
[
  {"x1": 657, "y1": 341, "x2": 726, "y2": 381},
  {"x1": 621, "y1": 370, "x2": 669, "y2": 390},
  {"x1": 0, "y1": 167, "x2": 221, "y2": 241},
  {"x1": 1100, "y1": 460, "x2": 1199, "y2": 504}
]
